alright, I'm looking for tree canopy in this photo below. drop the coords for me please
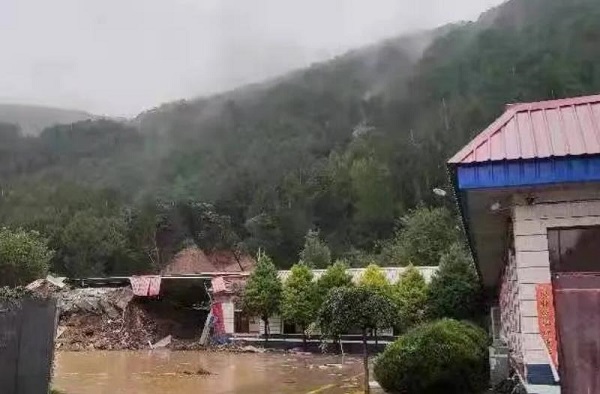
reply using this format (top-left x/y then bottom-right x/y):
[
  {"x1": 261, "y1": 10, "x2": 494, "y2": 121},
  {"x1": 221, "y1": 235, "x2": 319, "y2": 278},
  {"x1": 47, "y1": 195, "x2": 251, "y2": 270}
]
[
  {"x1": 316, "y1": 260, "x2": 353, "y2": 302},
  {"x1": 393, "y1": 265, "x2": 429, "y2": 331},
  {"x1": 0, "y1": 228, "x2": 53, "y2": 287},
  {"x1": 242, "y1": 252, "x2": 282, "y2": 337},
  {"x1": 380, "y1": 207, "x2": 459, "y2": 267},
  {"x1": 299, "y1": 230, "x2": 332, "y2": 269},
  {"x1": 281, "y1": 263, "x2": 319, "y2": 345},
  {"x1": 319, "y1": 286, "x2": 397, "y2": 393},
  {"x1": 358, "y1": 263, "x2": 392, "y2": 297},
  {"x1": 428, "y1": 243, "x2": 483, "y2": 321}
]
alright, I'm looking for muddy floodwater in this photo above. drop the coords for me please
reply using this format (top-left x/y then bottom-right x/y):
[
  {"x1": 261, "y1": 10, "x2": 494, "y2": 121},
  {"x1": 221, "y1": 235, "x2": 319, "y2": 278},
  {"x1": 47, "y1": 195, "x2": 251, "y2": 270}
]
[{"x1": 53, "y1": 351, "x2": 364, "y2": 394}]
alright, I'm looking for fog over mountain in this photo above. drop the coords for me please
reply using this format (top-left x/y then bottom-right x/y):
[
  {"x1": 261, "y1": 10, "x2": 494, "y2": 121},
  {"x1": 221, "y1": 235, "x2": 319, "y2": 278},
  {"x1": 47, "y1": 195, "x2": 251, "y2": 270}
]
[{"x1": 0, "y1": 0, "x2": 503, "y2": 116}]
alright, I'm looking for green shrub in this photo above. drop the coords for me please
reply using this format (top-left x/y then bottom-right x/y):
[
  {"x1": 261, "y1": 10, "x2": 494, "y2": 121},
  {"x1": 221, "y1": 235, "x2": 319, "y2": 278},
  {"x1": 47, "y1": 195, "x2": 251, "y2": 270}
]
[
  {"x1": 374, "y1": 319, "x2": 489, "y2": 394},
  {"x1": 427, "y1": 243, "x2": 483, "y2": 321},
  {"x1": 0, "y1": 227, "x2": 53, "y2": 287}
]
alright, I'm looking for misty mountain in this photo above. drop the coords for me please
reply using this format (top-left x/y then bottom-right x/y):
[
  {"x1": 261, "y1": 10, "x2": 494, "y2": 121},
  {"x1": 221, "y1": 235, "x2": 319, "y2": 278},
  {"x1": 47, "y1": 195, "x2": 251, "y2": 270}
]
[
  {"x1": 0, "y1": 104, "x2": 95, "y2": 136},
  {"x1": 1, "y1": 0, "x2": 600, "y2": 275}
]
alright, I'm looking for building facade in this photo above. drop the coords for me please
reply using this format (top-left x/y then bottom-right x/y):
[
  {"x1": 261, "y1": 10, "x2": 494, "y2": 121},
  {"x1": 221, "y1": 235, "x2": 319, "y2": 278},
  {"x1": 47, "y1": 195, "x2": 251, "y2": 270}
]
[
  {"x1": 215, "y1": 266, "x2": 438, "y2": 336},
  {"x1": 449, "y1": 95, "x2": 600, "y2": 393}
]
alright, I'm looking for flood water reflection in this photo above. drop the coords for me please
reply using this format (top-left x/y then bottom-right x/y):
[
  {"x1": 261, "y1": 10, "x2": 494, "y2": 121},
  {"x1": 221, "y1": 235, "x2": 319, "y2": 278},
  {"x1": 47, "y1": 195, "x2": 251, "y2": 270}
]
[{"x1": 53, "y1": 351, "x2": 363, "y2": 394}]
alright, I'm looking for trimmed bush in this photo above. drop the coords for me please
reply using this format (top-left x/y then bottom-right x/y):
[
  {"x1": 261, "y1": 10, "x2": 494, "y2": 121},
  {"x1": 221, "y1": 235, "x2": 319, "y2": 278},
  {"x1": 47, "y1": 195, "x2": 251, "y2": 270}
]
[{"x1": 374, "y1": 319, "x2": 489, "y2": 394}]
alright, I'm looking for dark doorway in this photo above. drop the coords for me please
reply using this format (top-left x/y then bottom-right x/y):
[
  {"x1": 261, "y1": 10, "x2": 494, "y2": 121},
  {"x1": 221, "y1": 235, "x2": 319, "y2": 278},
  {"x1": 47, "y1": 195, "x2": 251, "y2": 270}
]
[
  {"x1": 549, "y1": 227, "x2": 600, "y2": 394},
  {"x1": 283, "y1": 321, "x2": 300, "y2": 334},
  {"x1": 234, "y1": 312, "x2": 250, "y2": 333}
]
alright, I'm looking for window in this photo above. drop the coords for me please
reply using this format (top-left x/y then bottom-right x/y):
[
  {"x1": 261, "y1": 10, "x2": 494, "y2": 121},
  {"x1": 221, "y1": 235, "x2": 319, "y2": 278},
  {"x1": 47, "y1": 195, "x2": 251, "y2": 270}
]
[{"x1": 548, "y1": 226, "x2": 600, "y2": 273}]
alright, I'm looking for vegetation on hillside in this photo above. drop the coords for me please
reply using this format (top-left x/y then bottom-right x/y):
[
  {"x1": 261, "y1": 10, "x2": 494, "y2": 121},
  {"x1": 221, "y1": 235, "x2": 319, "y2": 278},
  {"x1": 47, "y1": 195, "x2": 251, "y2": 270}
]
[
  {"x1": 0, "y1": 228, "x2": 53, "y2": 287},
  {"x1": 1, "y1": 0, "x2": 599, "y2": 275}
]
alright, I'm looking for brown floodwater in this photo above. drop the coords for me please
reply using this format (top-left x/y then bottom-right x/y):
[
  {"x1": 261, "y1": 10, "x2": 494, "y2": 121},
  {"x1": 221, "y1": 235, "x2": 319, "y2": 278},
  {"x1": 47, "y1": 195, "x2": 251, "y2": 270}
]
[{"x1": 53, "y1": 351, "x2": 364, "y2": 394}]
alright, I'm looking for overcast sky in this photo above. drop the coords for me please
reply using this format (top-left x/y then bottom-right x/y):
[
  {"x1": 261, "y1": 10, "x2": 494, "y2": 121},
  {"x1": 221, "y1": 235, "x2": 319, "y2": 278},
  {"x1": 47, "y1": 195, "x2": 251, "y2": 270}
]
[{"x1": 0, "y1": 0, "x2": 505, "y2": 116}]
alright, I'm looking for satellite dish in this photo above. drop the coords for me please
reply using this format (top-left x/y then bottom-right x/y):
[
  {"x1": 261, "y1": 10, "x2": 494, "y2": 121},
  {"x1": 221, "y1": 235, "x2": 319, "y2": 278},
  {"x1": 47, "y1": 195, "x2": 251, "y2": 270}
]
[{"x1": 433, "y1": 188, "x2": 447, "y2": 197}]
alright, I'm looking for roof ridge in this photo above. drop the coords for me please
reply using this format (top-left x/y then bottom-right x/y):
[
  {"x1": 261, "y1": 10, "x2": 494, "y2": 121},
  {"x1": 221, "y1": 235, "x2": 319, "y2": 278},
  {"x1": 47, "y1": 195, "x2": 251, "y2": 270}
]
[
  {"x1": 510, "y1": 94, "x2": 600, "y2": 112},
  {"x1": 449, "y1": 93, "x2": 600, "y2": 164}
]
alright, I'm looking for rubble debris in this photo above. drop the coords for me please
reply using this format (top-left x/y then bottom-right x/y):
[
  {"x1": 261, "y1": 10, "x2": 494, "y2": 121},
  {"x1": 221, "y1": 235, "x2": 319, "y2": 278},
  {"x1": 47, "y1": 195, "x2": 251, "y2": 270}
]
[
  {"x1": 56, "y1": 326, "x2": 66, "y2": 339},
  {"x1": 182, "y1": 367, "x2": 212, "y2": 376},
  {"x1": 151, "y1": 335, "x2": 172, "y2": 349},
  {"x1": 26, "y1": 275, "x2": 66, "y2": 298},
  {"x1": 56, "y1": 287, "x2": 162, "y2": 351},
  {"x1": 239, "y1": 345, "x2": 266, "y2": 353},
  {"x1": 58, "y1": 287, "x2": 133, "y2": 316}
]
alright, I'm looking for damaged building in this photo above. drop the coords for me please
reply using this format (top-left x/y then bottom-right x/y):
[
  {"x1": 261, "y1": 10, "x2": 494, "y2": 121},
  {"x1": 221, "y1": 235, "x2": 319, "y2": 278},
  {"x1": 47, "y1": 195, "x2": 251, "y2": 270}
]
[{"x1": 49, "y1": 246, "x2": 436, "y2": 350}]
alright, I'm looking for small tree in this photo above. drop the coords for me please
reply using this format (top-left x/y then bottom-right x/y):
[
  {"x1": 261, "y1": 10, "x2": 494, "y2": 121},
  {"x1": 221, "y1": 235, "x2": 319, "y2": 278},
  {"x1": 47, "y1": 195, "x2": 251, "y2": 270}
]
[
  {"x1": 242, "y1": 251, "x2": 282, "y2": 339},
  {"x1": 299, "y1": 229, "x2": 331, "y2": 268},
  {"x1": 428, "y1": 243, "x2": 483, "y2": 321},
  {"x1": 319, "y1": 287, "x2": 396, "y2": 394},
  {"x1": 281, "y1": 263, "x2": 319, "y2": 349},
  {"x1": 0, "y1": 227, "x2": 53, "y2": 287},
  {"x1": 358, "y1": 263, "x2": 391, "y2": 296},
  {"x1": 358, "y1": 263, "x2": 392, "y2": 342},
  {"x1": 317, "y1": 260, "x2": 353, "y2": 298},
  {"x1": 394, "y1": 265, "x2": 428, "y2": 331}
]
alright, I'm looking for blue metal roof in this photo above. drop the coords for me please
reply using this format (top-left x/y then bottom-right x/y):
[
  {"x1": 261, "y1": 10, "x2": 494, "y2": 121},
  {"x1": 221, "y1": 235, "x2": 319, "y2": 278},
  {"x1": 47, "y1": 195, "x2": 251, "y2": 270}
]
[{"x1": 456, "y1": 155, "x2": 600, "y2": 190}]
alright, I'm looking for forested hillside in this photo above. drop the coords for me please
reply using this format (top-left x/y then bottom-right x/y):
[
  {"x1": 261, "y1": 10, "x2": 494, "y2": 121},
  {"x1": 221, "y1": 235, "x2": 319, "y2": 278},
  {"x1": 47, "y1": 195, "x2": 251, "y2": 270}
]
[
  {"x1": 0, "y1": 104, "x2": 95, "y2": 136},
  {"x1": 1, "y1": 0, "x2": 599, "y2": 277}
]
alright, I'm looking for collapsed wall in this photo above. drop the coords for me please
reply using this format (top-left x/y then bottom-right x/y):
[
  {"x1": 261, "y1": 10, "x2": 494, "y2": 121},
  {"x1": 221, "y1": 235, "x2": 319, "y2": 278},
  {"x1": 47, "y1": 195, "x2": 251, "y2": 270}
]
[
  {"x1": 57, "y1": 287, "x2": 150, "y2": 350},
  {"x1": 56, "y1": 287, "x2": 208, "y2": 351}
]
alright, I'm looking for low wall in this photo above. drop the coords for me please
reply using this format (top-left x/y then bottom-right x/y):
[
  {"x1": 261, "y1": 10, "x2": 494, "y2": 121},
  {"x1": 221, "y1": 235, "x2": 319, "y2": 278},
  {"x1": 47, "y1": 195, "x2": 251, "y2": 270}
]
[{"x1": 0, "y1": 297, "x2": 57, "y2": 394}]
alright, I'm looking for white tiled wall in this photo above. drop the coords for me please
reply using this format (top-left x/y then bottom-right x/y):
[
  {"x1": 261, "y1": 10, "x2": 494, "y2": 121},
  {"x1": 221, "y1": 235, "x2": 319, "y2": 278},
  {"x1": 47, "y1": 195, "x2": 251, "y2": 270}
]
[
  {"x1": 511, "y1": 190, "x2": 600, "y2": 365},
  {"x1": 258, "y1": 315, "x2": 283, "y2": 335},
  {"x1": 221, "y1": 301, "x2": 235, "y2": 334}
]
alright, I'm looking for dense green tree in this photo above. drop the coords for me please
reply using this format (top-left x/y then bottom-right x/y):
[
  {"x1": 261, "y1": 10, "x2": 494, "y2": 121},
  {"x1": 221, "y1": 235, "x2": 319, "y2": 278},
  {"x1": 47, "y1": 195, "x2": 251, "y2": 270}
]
[
  {"x1": 316, "y1": 260, "x2": 353, "y2": 302},
  {"x1": 428, "y1": 243, "x2": 483, "y2": 321},
  {"x1": 319, "y1": 286, "x2": 396, "y2": 393},
  {"x1": 299, "y1": 229, "x2": 331, "y2": 268},
  {"x1": 350, "y1": 157, "x2": 395, "y2": 223},
  {"x1": 0, "y1": 228, "x2": 53, "y2": 287},
  {"x1": 242, "y1": 251, "x2": 283, "y2": 339},
  {"x1": 380, "y1": 207, "x2": 459, "y2": 267},
  {"x1": 58, "y1": 211, "x2": 128, "y2": 277},
  {"x1": 394, "y1": 265, "x2": 429, "y2": 331},
  {"x1": 281, "y1": 263, "x2": 319, "y2": 348}
]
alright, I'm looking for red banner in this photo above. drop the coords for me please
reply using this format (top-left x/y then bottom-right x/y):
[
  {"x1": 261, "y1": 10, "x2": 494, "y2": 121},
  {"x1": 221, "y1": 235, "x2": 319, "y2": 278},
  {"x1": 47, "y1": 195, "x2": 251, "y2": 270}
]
[
  {"x1": 130, "y1": 275, "x2": 161, "y2": 297},
  {"x1": 536, "y1": 283, "x2": 559, "y2": 368},
  {"x1": 211, "y1": 302, "x2": 225, "y2": 335}
]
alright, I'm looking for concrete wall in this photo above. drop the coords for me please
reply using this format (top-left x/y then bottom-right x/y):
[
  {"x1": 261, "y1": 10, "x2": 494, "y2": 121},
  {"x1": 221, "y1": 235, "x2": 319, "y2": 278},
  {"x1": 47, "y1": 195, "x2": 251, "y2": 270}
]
[
  {"x1": 249, "y1": 316, "x2": 261, "y2": 333},
  {"x1": 221, "y1": 301, "x2": 235, "y2": 334},
  {"x1": 258, "y1": 315, "x2": 283, "y2": 335},
  {"x1": 0, "y1": 298, "x2": 57, "y2": 394},
  {"x1": 511, "y1": 187, "x2": 600, "y2": 385}
]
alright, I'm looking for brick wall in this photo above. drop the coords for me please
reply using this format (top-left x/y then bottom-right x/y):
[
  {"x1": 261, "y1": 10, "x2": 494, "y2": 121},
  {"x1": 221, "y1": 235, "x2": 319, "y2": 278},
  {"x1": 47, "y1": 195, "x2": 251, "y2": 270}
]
[{"x1": 499, "y1": 249, "x2": 523, "y2": 364}]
